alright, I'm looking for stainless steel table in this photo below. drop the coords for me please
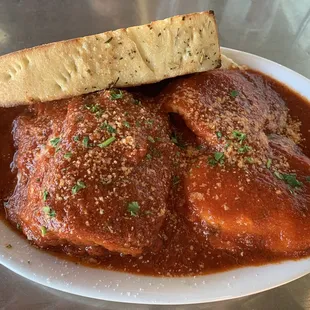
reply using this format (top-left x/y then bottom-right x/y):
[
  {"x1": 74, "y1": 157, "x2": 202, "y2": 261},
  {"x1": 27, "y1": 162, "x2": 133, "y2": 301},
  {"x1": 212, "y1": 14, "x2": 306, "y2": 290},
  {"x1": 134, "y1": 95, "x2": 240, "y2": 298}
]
[{"x1": 1, "y1": 0, "x2": 310, "y2": 309}]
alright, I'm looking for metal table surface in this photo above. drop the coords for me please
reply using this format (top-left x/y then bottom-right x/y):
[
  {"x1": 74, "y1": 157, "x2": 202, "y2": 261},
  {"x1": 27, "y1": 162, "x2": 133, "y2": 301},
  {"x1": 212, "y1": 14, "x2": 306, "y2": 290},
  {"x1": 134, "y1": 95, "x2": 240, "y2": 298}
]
[{"x1": 1, "y1": 0, "x2": 310, "y2": 309}]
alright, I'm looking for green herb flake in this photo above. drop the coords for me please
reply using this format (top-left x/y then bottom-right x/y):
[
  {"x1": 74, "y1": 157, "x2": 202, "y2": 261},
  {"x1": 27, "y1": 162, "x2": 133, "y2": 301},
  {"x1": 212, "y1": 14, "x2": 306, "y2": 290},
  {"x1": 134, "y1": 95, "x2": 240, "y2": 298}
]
[
  {"x1": 123, "y1": 121, "x2": 130, "y2": 128},
  {"x1": 41, "y1": 226, "x2": 47, "y2": 236},
  {"x1": 148, "y1": 136, "x2": 155, "y2": 143},
  {"x1": 43, "y1": 189, "x2": 49, "y2": 201},
  {"x1": 230, "y1": 90, "x2": 239, "y2": 98},
  {"x1": 50, "y1": 137, "x2": 61, "y2": 148},
  {"x1": 214, "y1": 152, "x2": 224, "y2": 162},
  {"x1": 73, "y1": 135, "x2": 80, "y2": 142},
  {"x1": 83, "y1": 136, "x2": 89, "y2": 148},
  {"x1": 16, "y1": 223, "x2": 21, "y2": 231},
  {"x1": 232, "y1": 131, "x2": 247, "y2": 143},
  {"x1": 266, "y1": 158, "x2": 272, "y2": 169},
  {"x1": 101, "y1": 121, "x2": 117, "y2": 134},
  {"x1": 145, "y1": 119, "x2": 154, "y2": 126},
  {"x1": 274, "y1": 172, "x2": 303, "y2": 190},
  {"x1": 84, "y1": 103, "x2": 104, "y2": 118},
  {"x1": 208, "y1": 152, "x2": 225, "y2": 167},
  {"x1": 245, "y1": 157, "x2": 254, "y2": 164},
  {"x1": 238, "y1": 145, "x2": 252, "y2": 154},
  {"x1": 105, "y1": 37, "x2": 113, "y2": 44},
  {"x1": 64, "y1": 152, "x2": 72, "y2": 159},
  {"x1": 146, "y1": 154, "x2": 152, "y2": 160},
  {"x1": 127, "y1": 201, "x2": 140, "y2": 217},
  {"x1": 43, "y1": 206, "x2": 56, "y2": 217},
  {"x1": 282, "y1": 174, "x2": 303, "y2": 189},
  {"x1": 72, "y1": 180, "x2": 86, "y2": 195},
  {"x1": 5, "y1": 244, "x2": 12, "y2": 249},
  {"x1": 170, "y1": 132, "x2": 185, "y2": 149},
  {"x1": 306, "y1": 176, "x2": 310, "y2": 182},
  {"x1": 224, "y1": 141, "x2": 231, "y2": 150},
  {"x1": 173, "y1": 175, "x2": 180, "y2": 186},
  {"x1": 133, "y1": 99, "x2": 142, "y2": 106},
  {"x1": 216, "y1": 131, "x2": 222, "y2": 139},
  {"x1": 98, "y1": 136, "x2": 116, "y2": 148},
  {"x1": 208, "y1": 158, "x2": 217, "y2": 167},
  {"x1": 171, "y1": 136, "x2": 178, "y2": 144},
  {"x1": 274, "y1": 171, "x2": 283, "y2": 180},
  {"x1": 110, "y1": 89, "x2": 123, "y2": 100}
]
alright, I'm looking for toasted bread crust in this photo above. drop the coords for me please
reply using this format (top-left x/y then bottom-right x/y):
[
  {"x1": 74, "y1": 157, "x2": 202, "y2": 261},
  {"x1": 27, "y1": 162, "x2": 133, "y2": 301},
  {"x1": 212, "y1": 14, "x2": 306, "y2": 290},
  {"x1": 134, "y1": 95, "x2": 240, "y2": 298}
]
[{"x1": 0, "y1": 11, "x2": 220, "y2": 106}]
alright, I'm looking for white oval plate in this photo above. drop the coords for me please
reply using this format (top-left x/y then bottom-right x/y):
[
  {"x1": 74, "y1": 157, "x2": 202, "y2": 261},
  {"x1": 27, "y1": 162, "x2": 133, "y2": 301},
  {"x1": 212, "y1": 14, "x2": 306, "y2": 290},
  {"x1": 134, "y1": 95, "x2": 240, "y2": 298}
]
[{"x1": 1, "y1": 47, "x2": 310, "y2": 305}]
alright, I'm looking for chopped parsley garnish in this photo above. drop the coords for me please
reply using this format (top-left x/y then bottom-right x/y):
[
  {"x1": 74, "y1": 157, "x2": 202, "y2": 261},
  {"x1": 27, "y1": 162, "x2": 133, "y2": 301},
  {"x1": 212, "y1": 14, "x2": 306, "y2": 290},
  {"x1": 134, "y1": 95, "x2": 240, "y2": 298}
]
[
  {"x1": 110, "y1": 89, "x2": 123, "y2": 100},
  {"x1": 216, "y1": 131, "x2": 222, "y2": 139},
  {"x1": 73, "y1": 135, "x2": 80, "y2": 142},
  {"x1": 123, "y1": 121, "x2": 130, "y2": 128},
  {"x1": 16, "y1": 223, "x2": 21, "y2": 231},
  {"x1": 82, "y1": 136, "x2": 89, "y2": 148},
  {"x1": 50, "y1": 137, "x2": 61, "y2": 148},
  {"x1": 208, "y1": 152, "x2": 225, "y2": 166},
  {"x1": 282, "y1": 174, "x2": 303, "y2": 188},
  {"x1": 72, "y1": 180, "x2": 86, "y2": 195},
  {"x1": 41, "y1": 226, "x2": 47, "y2": 236},
  {"x1": 43, "y1": 206, "x2": 56, "y2": 217},
  {"x1": 105, "y1": 37, "x2": 113, "y2": 44},
  {"x1": 170, "y1": 132, "x2": 185, "y2": 149},
  {"x1": 172, "y1": 175, "x2": 180, "y2": 186},
  {"x1": 101, "y1": 121, "x2": 117, "y2": 134},
  {"x1": 84, "y1": 103, "x2": 104, "y2": 117},
  {"x1": 64, "y1": 152, "x2": 72, "y2": 159},
  {"x1": 171, "y1": 136, "x2": 178, "y2": 144},
  {"x1": 232, "y1": 131, "x2": 247, "y2": 143},
  {"x1": 224, "y1": 141, "x2": 231, "y2": 150},
  {"x1": 5, "y1": 244, "x2": 12, "y2": 249},
  {"x1": 274, "y1": 172, "x2": 303, "y2": 190},
  {"x1": 148, "y1": 136, "x2": 155, "y2": 143},
  {"x1": 230, "y1": 90, "x2": 239, "y2": 98},
  {"x1": 43, "y1": 189, "x2": 49, "y2": 201},
  {"x1": 266, "y1": 158, "x2": 272, "y2": 169},
  {"x1": 127, "y1": 201, "x2": 140, "y2": 217},
  {"x1": 238, "y1": 145, "x2": 252, "y2": 154},
  {"x1": 214, "y1": 152, "x2": 224, "y2": 161},
  {"x1": 98, "y1": 136, "x2": 116, "y2": 148},
  {"x1": 145, "y1": 119, "x2": 154, "y2": 126},
  {"x1": 274, "y1": 171, "x2": 283, "y2": 180},
  {"x1": 245, "y1": 157, "x2": 254, "y2": 164},
  {"x1": 306, "y1": 176, "x2": 310, "y2": 182},
  {"x1": 133, "y1": 99, "x2": 142, "y2": 106},
  {"x1": 146, "y1": 154, "x2": 152, "y2": 160}
]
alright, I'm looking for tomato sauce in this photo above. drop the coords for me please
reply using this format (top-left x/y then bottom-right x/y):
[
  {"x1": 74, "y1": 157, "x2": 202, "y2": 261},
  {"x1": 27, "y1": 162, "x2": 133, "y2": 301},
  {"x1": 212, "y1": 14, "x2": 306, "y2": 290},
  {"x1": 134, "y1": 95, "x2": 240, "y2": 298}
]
[{"x1": 1, "y1": 69, "x2": 310, "y2": 277}]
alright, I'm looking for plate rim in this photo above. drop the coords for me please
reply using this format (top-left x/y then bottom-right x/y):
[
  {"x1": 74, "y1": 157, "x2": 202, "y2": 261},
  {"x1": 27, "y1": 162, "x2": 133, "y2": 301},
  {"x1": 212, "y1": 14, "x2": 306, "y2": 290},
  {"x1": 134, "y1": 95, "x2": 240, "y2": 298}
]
[{"x1": 1, "y1": 46, "x2": 310, "y2": 305}]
